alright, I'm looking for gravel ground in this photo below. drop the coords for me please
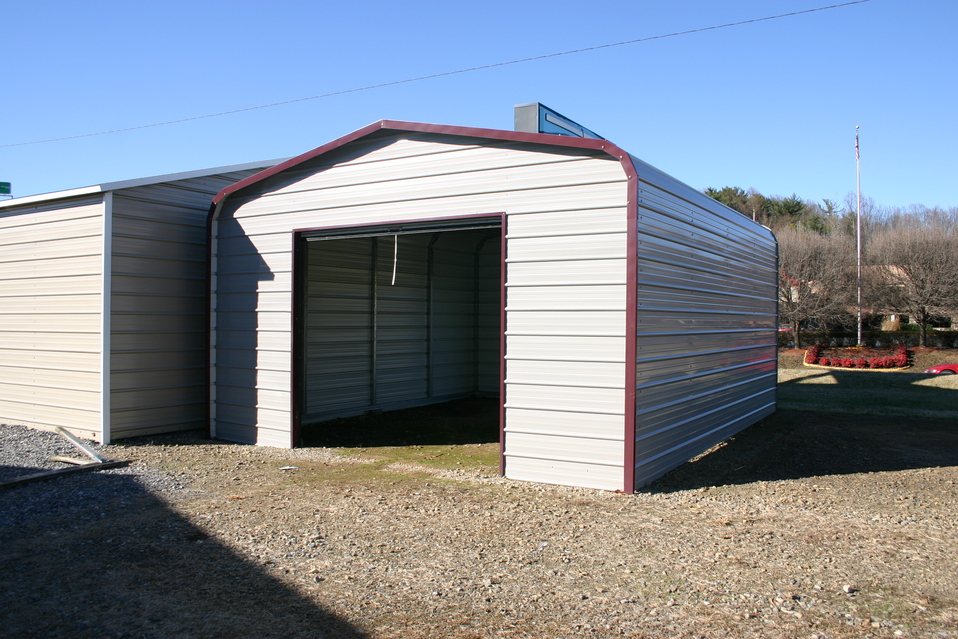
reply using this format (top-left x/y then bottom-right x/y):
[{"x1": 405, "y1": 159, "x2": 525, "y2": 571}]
[{"x1": 2, "y1": 405, "x2": 957, "y2": 638}]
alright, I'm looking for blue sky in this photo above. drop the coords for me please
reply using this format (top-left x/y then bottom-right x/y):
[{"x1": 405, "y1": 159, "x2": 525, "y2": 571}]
[{"x1": 2, "y1": 0, "x2": 955, "y2": 210}]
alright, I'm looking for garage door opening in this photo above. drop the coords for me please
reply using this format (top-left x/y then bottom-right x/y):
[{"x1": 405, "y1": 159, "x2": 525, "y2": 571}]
[{"x1": 292, "y1": 216, "x2": 503, "y2": 447}]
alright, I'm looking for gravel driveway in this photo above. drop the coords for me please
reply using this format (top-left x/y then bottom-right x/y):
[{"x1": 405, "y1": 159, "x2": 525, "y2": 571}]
[{"x1": 2, "y1": 408, "x2": 957, "y2": 639}]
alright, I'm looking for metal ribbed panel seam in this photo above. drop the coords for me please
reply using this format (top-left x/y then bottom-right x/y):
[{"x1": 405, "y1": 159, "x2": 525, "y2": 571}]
[
  {"x1": 108, "y1": 173, "x2": 263, "y2": 441},
  {"x1": 632, "y1": 169, "x2": 778, "y2": 490},
  {"x1": 0, "y1": 196, "x2": 105, "y2": 440},
  {"x1": 502, "y1": 194, "x2": 629, "y2": 491}
]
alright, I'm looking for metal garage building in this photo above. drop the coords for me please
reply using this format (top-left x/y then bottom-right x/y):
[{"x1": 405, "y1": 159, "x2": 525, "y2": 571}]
[
  {"x1": 209, "y1": 119, "x2": 778, "y2": 492},
  {"x1": 0, "y1": 161, "x2": 276, "y2": 443}
]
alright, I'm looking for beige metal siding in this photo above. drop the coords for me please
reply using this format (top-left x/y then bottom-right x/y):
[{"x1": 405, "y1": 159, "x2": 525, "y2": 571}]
[
  {"x1": 632, "y1": 160, "x2": 778, "y2": 489},
  {"x1": 0, "y1": 197, "x2": 104, "y2": 439},
  {"x1": 108, "y1": 169, "x2": 264, "y2": 440},
  {"x1": 214, "y1": 133, "x2": 630, "y2": 471}
]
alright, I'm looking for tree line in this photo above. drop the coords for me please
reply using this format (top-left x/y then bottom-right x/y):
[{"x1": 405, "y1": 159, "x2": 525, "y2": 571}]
[{"x1": 704, "y1": 187, "x2": 958, "y2": 348}]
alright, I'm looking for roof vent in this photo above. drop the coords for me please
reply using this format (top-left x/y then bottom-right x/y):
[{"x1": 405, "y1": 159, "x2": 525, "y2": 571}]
[{"x1": 514, "y1": 103, "x2": 605, "y2": 140}]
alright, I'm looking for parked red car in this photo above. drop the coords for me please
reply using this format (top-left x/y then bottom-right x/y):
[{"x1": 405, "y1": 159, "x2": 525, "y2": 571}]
[{"x1": 924, "y1": 364, "x2": 958, "y2": 375}]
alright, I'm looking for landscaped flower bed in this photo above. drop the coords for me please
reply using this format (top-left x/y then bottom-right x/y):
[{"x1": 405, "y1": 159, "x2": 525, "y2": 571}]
[{"x1": 804, "y1": 344, "x2": 909, "y2": 369}]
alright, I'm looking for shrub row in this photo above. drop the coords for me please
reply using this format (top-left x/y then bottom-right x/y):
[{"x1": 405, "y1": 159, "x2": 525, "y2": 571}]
[
  {"x1": 804, "y1": 344, "x2": 908, "y2": 369},
  {"x1": 779, "y1": 330, "x2": 958, "y2": 349}
]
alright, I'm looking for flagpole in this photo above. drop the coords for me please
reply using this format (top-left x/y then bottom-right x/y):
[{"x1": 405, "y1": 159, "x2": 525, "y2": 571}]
[{"x1": 856, "y1": 126, "x2": 862, "y2": 347}]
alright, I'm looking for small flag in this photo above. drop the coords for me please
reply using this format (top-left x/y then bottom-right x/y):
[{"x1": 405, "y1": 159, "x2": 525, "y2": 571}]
[{"x1": 855, "y1": 128, "x2": 860, "y2": 161}]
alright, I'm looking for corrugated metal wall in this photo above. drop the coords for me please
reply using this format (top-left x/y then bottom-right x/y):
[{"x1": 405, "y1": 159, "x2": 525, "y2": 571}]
[
  {"x1": 631, "y1": 159, "x2": 778, "y2": 489},
  {"x1": 109, "y1": 170, "x2": 265, "y2": 440},
  {"x1": 502, "y1": 205, "x2": 630, "y2": 490},
  {"x1": 0, "y1": 196, "x2": 105, "y2": 439},
  {"x1": 424, "y1": 230, "x2": 500, "y2": 398},
  {"x1": 475, "y1": 237, "x2": 501, "y2": 395},
  {"x1": 213, "y1": 132, "x2": 630, "y2": 471},
  {"x1": 302, "y1": 228, "x2": 500, "y2": 422},
  {"x1": 303, "y1": 237, "x2": 375, "y2": 417}
]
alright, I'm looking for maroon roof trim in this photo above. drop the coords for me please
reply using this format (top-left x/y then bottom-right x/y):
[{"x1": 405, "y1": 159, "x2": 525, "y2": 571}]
[{"x1": 210, "y1": 119, "x2": 633, "y2": 207}]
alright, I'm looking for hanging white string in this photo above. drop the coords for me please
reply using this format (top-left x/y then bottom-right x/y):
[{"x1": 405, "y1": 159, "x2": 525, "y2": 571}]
[{"x1": 391, "y1": 234, "x2": 398, "y2": 285}]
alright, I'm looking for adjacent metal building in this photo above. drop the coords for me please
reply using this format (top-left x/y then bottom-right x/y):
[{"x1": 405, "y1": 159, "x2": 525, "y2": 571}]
[
  {"x1": 209, "y1": 120, "x2": 778, "y2": 492},
  {"x1": 0, "y1": 161, "x2": 277, "y2": 443}
]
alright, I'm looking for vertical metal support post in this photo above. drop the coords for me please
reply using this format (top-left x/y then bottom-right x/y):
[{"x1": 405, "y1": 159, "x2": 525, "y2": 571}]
[
  {"x1": 100, "y1": 192, "x2": 113, "y2": 444},
  {"x1": 426, "y1": 234, "x2": 439, "y2": 398},
  {"x1": 370, "y1": 236, "x2": 379, "y2": 406},
  {"x1": 473, "y1": 239, "x2": 481, "y2": 395}
]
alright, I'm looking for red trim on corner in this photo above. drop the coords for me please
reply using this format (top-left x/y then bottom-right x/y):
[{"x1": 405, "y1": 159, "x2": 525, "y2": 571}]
[{"x1": 622, "y1": 159, "x2": 640, "y2": 494}]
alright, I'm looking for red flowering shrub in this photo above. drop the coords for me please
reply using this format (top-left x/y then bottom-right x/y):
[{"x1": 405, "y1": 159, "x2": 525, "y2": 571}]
[
  {"x1": 811, "y1": 346, "x2": 910, "y2": 369},
  {"x1": 892, "y1": 345, "x2": 908, "y2": 368}
]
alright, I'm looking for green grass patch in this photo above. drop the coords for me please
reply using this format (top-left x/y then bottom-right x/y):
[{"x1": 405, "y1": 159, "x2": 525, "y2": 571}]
[
  {"x1": 335, "y1": 442, "x2": 500, "y2": 471},
  {"x1": 275, "y1": 459, "x2": 437, "y2": 490},
  {"x1": 300, "y1": 397, "x2": 501, "y2": 473}
]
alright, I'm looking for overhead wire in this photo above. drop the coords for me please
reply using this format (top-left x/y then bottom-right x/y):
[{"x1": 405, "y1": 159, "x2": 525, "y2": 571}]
[{"x1": 1, "y1": 0, "x2": 872, "y2": 149}]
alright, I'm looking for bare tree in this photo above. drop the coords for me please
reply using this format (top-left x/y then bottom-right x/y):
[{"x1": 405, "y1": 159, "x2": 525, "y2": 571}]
[
  {"x1": 835, "y1": 193, "x2": 881, "y2": 239},
  {"x1": 777, "y1": 227, "x2": 856, "y2": 348},
  {"x1": 869, "y1": 218, "x2": 958, "y2": 347}
]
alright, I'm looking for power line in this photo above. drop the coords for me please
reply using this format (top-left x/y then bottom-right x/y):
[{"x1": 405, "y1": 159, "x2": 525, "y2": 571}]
[{"x1": 2, "y1": 0, "x2": 872, "y2": 149}]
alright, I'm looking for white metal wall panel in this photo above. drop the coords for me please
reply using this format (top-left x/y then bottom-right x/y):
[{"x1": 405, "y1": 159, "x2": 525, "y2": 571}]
[
  {"x1": 504, "y1": 456, "x2": 624, "y2": 491},
  {"x1": 0, "y1": 197, "x2": 104, "y2": 439},
  {"x1": 106, "y1": 169, "x2": 266, "y2": 440},
  {"x1": 507, "y1": 431, "x2": 623, "y2": 463},
  {"x1": 632, "y1": 159, "x2": 778, "y2": 490},
  {"x1": 214, "y1": 132, "x2": 629, "y2": 476},
  {"x1": 504, "y1": 407, "x2": 623, "y2": 440}
]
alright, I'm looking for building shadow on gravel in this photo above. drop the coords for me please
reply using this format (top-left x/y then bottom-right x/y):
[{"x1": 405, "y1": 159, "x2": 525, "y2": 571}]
[
  {"x1": 644, "y1": 408, "x2": 958, "y2": 494},
  {"x1": 0, "y1": 470, "x2": 366, "y2": 639}
]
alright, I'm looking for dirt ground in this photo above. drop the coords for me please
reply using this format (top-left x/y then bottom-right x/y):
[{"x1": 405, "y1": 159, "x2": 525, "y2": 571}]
[{"x1": 1, "y1": 353, "x2": 957, "y2": 638}]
